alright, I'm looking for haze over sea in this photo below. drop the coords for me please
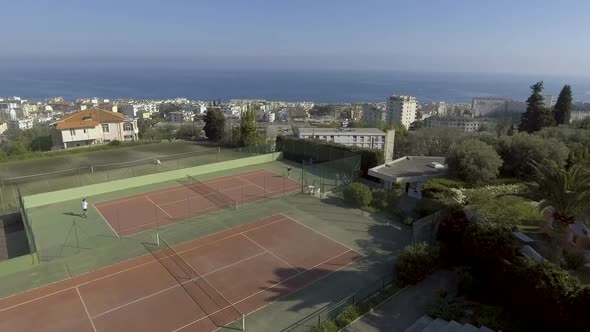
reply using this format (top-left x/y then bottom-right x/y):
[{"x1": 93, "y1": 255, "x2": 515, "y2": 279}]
[{"x1": 2, "y1": 67, "x2": 590, "y2": 104}]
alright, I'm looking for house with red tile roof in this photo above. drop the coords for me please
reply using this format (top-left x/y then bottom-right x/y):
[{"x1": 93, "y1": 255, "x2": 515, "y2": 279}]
[{"x1": 51, "y1": 109, "x2": 138, "y2": 149}]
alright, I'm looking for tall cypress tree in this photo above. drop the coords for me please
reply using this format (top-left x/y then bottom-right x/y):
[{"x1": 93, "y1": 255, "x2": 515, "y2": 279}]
[
  {"x1": 519, "y1": 81, "x2": 553, "y2": 133},
  {"x1": 553, "y1": 84, "x2": 573, "y2": 125}
]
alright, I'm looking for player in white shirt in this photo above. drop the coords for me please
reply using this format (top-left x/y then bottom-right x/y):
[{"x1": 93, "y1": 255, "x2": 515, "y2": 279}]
[{"x1": 81, "y1": 199, "x2": 89, "y2": 218}]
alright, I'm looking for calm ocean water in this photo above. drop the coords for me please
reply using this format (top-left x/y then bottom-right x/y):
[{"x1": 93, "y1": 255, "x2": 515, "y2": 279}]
[{"x1": 1, "y1": 68, "x2": 589, "y2": 103}]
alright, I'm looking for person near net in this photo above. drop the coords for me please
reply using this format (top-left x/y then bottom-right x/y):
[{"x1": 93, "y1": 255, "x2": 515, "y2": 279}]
[
  {"x1": 287, "y1": 166, "x2": 292, "y2": 178},
  {"x1": 81, "y1": 198, "x2": 88, "y2": 218}
]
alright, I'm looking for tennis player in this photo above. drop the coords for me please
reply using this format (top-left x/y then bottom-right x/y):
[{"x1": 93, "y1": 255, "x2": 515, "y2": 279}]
[
  {"x1": 287, "y1": 166, "x2": 292, "y2": 178},
  {"x1": 81, "y1": 199, "x2": 88, "y2": 218}
]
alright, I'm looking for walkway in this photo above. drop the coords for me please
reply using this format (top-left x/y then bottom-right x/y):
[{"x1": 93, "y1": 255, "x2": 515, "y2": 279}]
[{"x1": 342, "y1": 269, "x2": 457, "y2": 332}]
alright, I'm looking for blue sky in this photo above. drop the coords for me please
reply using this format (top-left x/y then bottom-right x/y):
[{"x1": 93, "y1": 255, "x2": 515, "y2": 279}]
[{"x1": 2, "y1": 0, "x2": 590, "y2": 76}]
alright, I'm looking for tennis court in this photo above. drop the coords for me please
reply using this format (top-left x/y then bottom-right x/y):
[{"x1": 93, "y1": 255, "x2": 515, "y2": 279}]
[
  {"x1": 95, "y1": 170, "x2": 301, "y2": 237},
  {"x1": 0, "y1": 214, "x2": 362, "y2": 332}
]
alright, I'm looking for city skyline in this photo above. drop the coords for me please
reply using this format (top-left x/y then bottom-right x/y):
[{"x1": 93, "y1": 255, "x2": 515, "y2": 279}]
[{"x1": 2, "y1": 1, "x2": 590, "y2": 77}]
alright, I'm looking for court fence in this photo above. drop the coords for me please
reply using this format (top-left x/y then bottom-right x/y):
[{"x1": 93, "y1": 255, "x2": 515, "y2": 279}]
[
  {"x1": 15, "y1": 185, "x2": 39, "y2": 265},
  {"x1": 279, "y1": 137, "x2": 360, "y2": 164},
  {"x1": 301, "y1": 155, "x2": 361, "y2": 198},
  {"x1": 0, "y1": 144, "x2": 274, "y2": 214},
  {"x1": 410, "y1": 208, "x2": 450, "y2": 246},
  {"x1": 281, "y1": 270, "x2": 396, "y2": 332}
]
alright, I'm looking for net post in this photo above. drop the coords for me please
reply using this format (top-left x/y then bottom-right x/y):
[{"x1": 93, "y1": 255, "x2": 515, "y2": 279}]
[
  {"x1": 263, "y1": 174, "x2": 267, "y2": 198},
  {"x1": 187, "y1": 191, "x2": 190, "y2": 217},
  {"x1": 242, "y1": 313, "x2": 245, "y2": 331},
  {"x1": 116, "y1": 208, "x2": 121, "y2": 237},
  {"x1": 283, "y1": 171, "x2": 286, "y2": 196}
]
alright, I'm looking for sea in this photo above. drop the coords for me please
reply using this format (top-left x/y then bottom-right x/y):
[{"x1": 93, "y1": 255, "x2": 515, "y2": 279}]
[{"x1": 1, "y1": 68, "x2": 589, "y2": 103}]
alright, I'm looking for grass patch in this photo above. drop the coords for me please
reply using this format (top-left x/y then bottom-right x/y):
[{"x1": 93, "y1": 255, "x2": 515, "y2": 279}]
[{"x1": 0, "y1": 140, "x2": 159, "y2": 163}]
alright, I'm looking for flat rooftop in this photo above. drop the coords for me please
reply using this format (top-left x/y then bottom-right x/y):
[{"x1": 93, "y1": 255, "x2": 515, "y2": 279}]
[
  {"x1": 369, "y1": 156, "x2": 447, "y2": 182},
  {"x1": 296, "y1": 127, "x2": 385, "y2": 135}
]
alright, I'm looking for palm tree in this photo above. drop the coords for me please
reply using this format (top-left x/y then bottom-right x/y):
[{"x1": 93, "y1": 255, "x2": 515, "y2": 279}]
[{"x1": 527, "y1": 160, "x2": 590, "y2": 261}]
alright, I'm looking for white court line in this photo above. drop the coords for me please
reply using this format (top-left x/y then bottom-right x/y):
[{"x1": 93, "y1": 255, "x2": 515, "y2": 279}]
[
  {"x1": 287, "y1": 216, "x2": 358, "y2": 253},
  {"x1": 75, "y1": 286, "x2": 98, "y2": 332},
  {"x1": 175, "y1": 248, "x2": 360, "y2": 332},
  {"x1": 240, "y1": 233, "x2": 301, "y2": 272},
  {"x1": 91, "y1": 281, "x2": 184, "y2": 319},
  {"x1": 0, "y1": 214, "x2": 289, "y2": 313},
  {"x1": 145, "y1": 196, "x2": 173, "y2": 219},
  {"x1": 93, "y1": 204, "x2": 119, "y2": 239},
  {"x1": 160, "y1": 236, "x2": 243, "y2": 318},
  {"x1": 237, "y1": 175, "x2": 268, "y2": 194},
  {"x1": 202, "y1": 251, "x2": 268, "y2": 278}
]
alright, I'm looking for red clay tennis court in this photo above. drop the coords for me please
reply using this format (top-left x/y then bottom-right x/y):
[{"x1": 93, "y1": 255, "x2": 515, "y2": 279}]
[
  {"x1": 0, "y1": 214, "x2": 362, "y2": 332},
  {"x1": 95, "y1": 170, "x2": 301, "y2": 237}
]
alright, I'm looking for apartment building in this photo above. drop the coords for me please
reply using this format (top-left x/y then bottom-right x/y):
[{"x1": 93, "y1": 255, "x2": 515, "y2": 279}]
[
  {"x1": 571, "y1": 111, "x2": 590, "y2": 122},
  {"x1": 294, "y1": 127, "x2": 387, "y2": 150},
  {"x1": 426, "y1": 116, "x2": 495, "y2": 133},
  {"x1": 387, "y1": 95, "x2": 417, "y2": 129},
  {"x1": 51, "y1": 109, "x2": 138, "y2": 149},
  {"x1": 7, "y1": 118, "x2": 34, "y2": 130},
  {"x1": 167, "y1": 111, "x2": 195, "y2": 123}
]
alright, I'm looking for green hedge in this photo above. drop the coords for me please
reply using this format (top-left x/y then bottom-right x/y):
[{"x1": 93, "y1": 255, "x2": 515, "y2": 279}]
[{"x1": 277, "y1": 136, "x2": 384, "y2": 176}]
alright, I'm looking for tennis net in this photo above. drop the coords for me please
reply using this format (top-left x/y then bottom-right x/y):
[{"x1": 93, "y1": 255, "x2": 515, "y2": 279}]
[
  {"x1": 148, "y1": 235, "x2": 244, "y2": 330},
  {"x1": 186, "y1": 175, "x2": 239, "y2": 210}
]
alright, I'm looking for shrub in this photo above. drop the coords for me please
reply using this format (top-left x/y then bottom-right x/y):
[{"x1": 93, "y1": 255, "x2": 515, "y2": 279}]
[
  {"x1": 462, "y1": 222, "x2": 520, "y2": 266},
  {"x1": 437, "y1": 210, "x2": 469, "y2": 259},
  {"x1": 428, "y1": 293, "x2": 465, "y2": 321},
  {"x1": 370, "y1": 188, "x2": 390, "y2": 211},
  {"x1": 423, "y1": 178, "x2": 467, "y2": 198},
  {"x1": 395, "y1": 242, "x2": 439, "y2": 285},
  {"x1": 108, "y1": 140, "x2": 121, "y2": 146},
  {"x1": 456, "y1": 266, "x2": 478, "y2": 298},
  {"x1": 335, "y1": 306, "x2": 360, "y2": 326},
  {"x1": 343, "y1": 183, "x2": 372, "y2": 208},
  {"x1": 413, "y1": 198, "x2": 445, "y2": 219},
  {"x1": 447, "y1": 139, "x2": 503, "y2": 185},
  {"x1": 564, "y1": 251, "x2": 586, "y2": 270}
]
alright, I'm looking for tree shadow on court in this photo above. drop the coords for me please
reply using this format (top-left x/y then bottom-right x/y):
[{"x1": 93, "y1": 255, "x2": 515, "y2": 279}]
[{"x1": 255, "y1": 197, "x2": 412, "y2": 330}]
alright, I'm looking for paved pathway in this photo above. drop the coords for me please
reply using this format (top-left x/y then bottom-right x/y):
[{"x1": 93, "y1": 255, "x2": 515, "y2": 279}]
[{"x1": 342, "y1": 269, "x2": 457, "y2": 332}]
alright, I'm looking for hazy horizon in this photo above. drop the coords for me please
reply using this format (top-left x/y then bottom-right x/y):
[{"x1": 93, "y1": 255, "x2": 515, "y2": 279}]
[{"x1": 2, "y1": 1, "x2": 590, "y2": 77}]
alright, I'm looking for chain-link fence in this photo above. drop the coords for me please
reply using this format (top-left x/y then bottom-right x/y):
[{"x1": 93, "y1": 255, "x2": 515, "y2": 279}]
[
  {"x1": 301, "y1": 156, "x2": 361, "y2": 197},
  {"x1": 0, "y1": 144, "x2": 275, "y2": 215},
  {"x1": 411, "y1": 208, "x2": 450, "y2": 245},
  {"x1": 281, "y1": 271, "x2": 395, "y2": 332}
]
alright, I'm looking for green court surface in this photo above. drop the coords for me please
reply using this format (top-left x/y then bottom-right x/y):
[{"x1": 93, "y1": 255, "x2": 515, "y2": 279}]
[
  {"x1": 0, "y1": 141, "x2": 270, "y2": 214},
  {"x1": 0, "y1": 158, "x2": 408, "y2": 331}
]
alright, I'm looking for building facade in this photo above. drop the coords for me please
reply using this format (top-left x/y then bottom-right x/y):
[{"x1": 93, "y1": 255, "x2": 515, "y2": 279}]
[
  {"x1": 571, "y1": 111, "x2": 590, "y2": 122},
  {"x1": 294, "y1": 127, "x2": 387, "y2": 150},
  {"x1": 387, "y1": 95, "x2": 417, "y2": 129},
  {"x1": 167, "y1": 111, "x2": 195, "y2": 123},
  {"x1": 7, "y1": 118, "x2": 34, "y2": 130},
  {"x1": 51, "y1": 109, "x2": 138, "y2": 150},
  {"x1": 426, "y1": 116, "x2": 496, "y2": 133}
]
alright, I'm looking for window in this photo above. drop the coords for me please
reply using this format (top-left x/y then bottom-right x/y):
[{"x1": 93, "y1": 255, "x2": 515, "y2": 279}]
[
  {"x1": 83, "y1": 129, "x2": 87, "y2": 134},
  {"x1": 124, "y1": 123, "x2": 133, "y2": 131},
  {"x1": 102, "y1": 124, "x2": 109, "y2": 133},
  {"x1": 69, "y1": 129, "x2": 75, "y2": 136}
]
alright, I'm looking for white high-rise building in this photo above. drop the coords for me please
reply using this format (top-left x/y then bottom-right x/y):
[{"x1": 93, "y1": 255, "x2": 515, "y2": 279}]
[{"x1": 387, "y1": 95, "x2": 417, "y2": 129}]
